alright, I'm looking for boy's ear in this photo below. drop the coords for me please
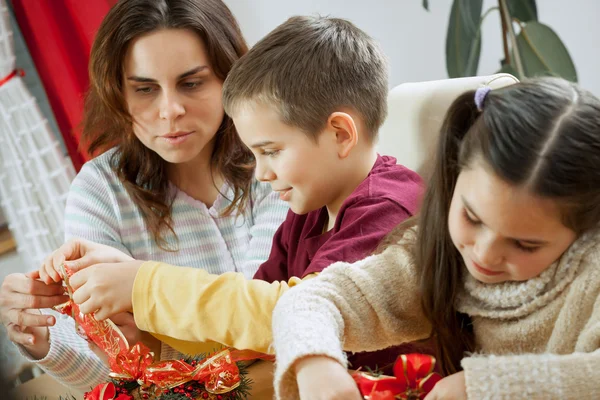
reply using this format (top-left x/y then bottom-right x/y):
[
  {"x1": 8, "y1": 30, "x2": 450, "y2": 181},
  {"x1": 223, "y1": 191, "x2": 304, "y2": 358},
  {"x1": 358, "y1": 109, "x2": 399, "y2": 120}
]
[{"x1": 327, "y1": 112, "x2": 358, "y2": 158}]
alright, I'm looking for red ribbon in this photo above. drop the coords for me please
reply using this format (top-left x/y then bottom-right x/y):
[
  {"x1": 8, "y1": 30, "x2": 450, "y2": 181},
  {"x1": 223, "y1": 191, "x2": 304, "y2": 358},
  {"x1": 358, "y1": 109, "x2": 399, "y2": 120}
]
[
  {"x1": 57, "y1": 263, "x2": 273, "y2": 397},
  {"x1": 0, "y1": 69, "x2": 25, "y2": 87},
  {"x1": 353, "y1": 353, "x2": 442, "y2": 400}
]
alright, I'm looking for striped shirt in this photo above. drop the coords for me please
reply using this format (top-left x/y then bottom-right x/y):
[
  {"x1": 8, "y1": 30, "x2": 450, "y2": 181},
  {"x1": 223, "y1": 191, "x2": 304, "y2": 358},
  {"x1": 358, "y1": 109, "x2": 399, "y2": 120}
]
[{"x1": 19, "y1": 148, "x2": 288, "y2": 391}]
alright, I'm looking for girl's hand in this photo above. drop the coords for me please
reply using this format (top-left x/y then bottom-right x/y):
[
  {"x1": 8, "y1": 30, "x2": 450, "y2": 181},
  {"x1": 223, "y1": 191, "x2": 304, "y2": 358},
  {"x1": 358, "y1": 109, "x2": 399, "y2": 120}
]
[
  {"x1": 295, "y1": 356, "x2": 362, "y2": 400},
  {"x1": 39, "y1": 238, "x2": 134, "y2": 285},
  {"x1": 424, "y1": 371, "x2": 467, "y2": 400},
  {"x1": 69, "y1": 260, "x2": 144, "y2": 320}
]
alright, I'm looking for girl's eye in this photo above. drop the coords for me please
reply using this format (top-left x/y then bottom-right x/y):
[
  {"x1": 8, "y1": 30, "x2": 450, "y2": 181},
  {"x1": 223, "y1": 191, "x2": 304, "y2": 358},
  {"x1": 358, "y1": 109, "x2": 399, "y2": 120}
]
[
  {"x1": 462, "y1": 209, "x2": 480, "y2": 225},
  {"x1": 514, "y1": 241, "x2": 540, "y2": 253}
]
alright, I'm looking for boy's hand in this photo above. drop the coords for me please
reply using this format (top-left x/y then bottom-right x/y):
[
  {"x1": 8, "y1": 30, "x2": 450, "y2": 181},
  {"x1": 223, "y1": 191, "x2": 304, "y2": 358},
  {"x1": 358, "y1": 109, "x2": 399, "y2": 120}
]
[
  {"x1": 39, "y1": 238, "x2": 134, "y2": 285},
  {"x1": 69, "y1": 260, "x2": 144, "y2": 321},
  {"x1": 424, "y1": 371, "x2": 466, "y2": 400},
  {"x1": 295, "y1": 356, "x2": 362, "y2": 400}
]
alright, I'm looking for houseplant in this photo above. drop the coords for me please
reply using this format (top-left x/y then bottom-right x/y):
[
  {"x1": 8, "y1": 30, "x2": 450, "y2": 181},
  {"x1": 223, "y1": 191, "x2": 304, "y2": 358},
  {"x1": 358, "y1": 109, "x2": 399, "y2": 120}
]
[{"x1": 424, "y1": 0, "x2": 577, "y2": 81}]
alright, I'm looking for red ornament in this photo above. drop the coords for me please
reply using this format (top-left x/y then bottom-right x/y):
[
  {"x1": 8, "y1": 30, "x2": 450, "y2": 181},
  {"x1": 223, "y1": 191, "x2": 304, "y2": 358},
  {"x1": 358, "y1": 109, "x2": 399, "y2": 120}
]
[
  {"x1": 352, "y1": 353, "x2": 442, "y2": 400},
  {"x1": 84, "y1": 382, "x2": 116, "y2": 400}
]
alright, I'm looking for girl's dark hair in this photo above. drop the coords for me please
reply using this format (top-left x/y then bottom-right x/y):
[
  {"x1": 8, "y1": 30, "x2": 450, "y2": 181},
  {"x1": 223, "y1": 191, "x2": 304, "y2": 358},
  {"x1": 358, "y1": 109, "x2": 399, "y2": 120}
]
[
  {"x1": 81, "y1": 0, "x2": 253, "y2": 249},
  {"x1": 384, "y1": 77, "x2": 600, "y2": 375}
]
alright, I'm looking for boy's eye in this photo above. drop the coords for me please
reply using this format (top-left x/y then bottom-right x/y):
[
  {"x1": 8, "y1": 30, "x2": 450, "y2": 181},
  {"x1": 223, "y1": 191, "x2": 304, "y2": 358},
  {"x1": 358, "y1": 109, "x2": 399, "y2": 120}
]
[{"x1": 262, "y1": 149, "x2": 280, "y2": 157}]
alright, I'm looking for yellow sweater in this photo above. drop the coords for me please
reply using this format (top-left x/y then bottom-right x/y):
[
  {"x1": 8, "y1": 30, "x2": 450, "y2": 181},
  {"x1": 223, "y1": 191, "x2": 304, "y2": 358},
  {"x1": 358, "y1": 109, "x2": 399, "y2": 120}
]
[{"x1": 132, "y1": 261, "x2": 313, "y2": 356}]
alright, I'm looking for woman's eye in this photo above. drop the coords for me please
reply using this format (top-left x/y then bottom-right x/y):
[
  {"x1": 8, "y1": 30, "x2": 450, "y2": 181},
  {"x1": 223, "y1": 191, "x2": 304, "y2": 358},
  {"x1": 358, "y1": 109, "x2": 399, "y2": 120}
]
[
  {"x1": 135, "y1": 87, "x2": 154, "y2": 94},
  {"x1": 182, "y1": 81, "x2": 202, "y2": 90}
]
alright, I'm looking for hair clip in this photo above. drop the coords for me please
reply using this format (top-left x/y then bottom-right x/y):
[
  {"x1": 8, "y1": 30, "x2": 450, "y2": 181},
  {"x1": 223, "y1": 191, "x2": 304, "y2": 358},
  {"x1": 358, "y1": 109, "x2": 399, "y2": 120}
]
[{"x1": 474, "y1": 86, "x2": 491, "y2": 111}]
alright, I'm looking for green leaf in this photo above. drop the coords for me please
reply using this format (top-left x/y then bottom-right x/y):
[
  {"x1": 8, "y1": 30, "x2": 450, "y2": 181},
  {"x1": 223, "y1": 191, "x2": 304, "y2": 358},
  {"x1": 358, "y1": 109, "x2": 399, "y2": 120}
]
[
  {"x1": 506, "y1": 0, "x2": 538, "y2": 22},
  {"x1": 515, "y1": 22, "x2": 577, "y2": 81},
  {"x1": 423, "y1": 0, "x2": 429, "y2": 11},
  {"x1": 446, "y1": 0, "x2": 483, "y2": 78}
]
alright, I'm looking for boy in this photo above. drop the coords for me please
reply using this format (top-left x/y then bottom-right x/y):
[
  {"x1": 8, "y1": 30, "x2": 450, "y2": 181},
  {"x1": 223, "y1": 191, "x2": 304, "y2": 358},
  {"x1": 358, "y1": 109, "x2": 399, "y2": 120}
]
[{"x1": 49, "y1": 16, "x2": 423, "y2": 370}]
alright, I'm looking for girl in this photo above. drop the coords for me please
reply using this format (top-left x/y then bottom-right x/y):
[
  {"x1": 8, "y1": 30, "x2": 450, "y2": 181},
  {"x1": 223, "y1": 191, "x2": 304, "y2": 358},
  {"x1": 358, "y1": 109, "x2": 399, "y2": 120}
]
[
  {"x1": 270, "y1": 78, "x2": 600, "y2": 400},
  {"x1": 0, "y1": 0, "x2": 287, "y2": 392}
]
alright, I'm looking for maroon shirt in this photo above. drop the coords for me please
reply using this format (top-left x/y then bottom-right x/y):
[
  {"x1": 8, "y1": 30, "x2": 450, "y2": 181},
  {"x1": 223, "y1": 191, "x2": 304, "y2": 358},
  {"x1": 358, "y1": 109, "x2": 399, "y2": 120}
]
[
  {"x1": 254, "y1": 155, "x2": 422, "y2": 282},
  {"x1": 253, "y1": 155, "x2": 426, "y2": 372}
]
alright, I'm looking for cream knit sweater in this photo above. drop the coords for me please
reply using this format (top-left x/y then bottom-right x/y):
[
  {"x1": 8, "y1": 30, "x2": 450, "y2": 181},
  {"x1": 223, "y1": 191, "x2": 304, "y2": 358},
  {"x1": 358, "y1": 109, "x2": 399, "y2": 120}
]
[{"x1": 272, "y1": 228, "x2": 600, "y2": 399}]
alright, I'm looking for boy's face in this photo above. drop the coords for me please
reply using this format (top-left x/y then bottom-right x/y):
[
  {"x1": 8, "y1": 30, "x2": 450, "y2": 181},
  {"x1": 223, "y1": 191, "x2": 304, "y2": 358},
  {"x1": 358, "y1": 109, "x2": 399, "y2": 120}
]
[{"x1": 233, "y1": 103, "x2": 341, "y2": 214}]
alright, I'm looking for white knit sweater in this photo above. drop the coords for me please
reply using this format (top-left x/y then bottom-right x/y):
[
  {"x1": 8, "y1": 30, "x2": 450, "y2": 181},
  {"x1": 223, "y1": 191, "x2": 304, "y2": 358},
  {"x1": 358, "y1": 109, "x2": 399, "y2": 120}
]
[{"x1": 272, "y1": 228, "x2": 600, "y2": 399}]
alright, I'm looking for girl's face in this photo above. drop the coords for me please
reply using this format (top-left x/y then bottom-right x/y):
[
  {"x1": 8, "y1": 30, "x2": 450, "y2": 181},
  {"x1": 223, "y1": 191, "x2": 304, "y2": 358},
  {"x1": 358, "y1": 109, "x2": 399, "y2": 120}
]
[
  {"x1": 448, "y1": 160, "x2": 577, "y2": 284},
  {"x1": 123, "y1": 28, "x2": 225, "y2": 166}
]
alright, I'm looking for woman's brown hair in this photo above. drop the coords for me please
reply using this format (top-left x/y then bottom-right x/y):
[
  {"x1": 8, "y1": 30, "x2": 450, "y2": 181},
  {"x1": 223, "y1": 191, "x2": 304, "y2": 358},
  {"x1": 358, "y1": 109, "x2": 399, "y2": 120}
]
[
  {"x1": 81, "y1": 0, "x2": 253, "y2": 249},
  {"x1": 382, "y1": 77, "x2": 600, "y2": 375}
]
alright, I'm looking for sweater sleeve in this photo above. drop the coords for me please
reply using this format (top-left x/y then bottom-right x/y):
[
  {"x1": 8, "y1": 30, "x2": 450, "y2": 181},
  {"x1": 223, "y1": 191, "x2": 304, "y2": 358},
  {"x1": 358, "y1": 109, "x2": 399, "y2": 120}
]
[
  {"x1": 17, "y1": 161, "x2": 124, "y2": 391},
  {"x1": 271, "y1": 230, "x2": 431, "y2": 400},
  {"x1": 132, "y1": 261, "x2": 313, "y2": 355},
  {"x1": 236, "y1": 180, "x2": 289, "y2": 278}
]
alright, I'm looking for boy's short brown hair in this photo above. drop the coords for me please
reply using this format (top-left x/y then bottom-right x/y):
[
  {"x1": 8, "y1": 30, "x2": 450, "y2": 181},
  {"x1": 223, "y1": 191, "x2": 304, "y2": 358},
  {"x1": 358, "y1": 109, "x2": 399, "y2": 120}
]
[{"x1": 222, "y1": 15, "x2": 388, "y2": 141}]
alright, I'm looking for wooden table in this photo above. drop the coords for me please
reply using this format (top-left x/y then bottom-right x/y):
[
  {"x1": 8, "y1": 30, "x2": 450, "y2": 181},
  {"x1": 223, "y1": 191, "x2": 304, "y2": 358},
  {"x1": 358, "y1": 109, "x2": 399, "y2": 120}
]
[{"x1": 10, "y1": 360, "x2": 275, "y2": 399}]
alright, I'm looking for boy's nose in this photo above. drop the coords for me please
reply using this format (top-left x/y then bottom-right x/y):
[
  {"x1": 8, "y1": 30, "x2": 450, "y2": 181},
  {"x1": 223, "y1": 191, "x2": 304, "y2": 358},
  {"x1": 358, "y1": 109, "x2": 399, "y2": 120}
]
[{"x1": 255, "y1": 163, "x2": 276, "y2": 182}]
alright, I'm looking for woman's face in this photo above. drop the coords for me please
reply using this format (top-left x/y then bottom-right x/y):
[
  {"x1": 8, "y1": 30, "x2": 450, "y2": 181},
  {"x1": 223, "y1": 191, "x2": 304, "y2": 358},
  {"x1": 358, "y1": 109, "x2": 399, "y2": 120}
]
[
  {"x1": 448, "y1": 160, "x2": 577, "y2": 284},
  {"x1": 123, "y1": 28, "x2": 225, "y2": 165}
]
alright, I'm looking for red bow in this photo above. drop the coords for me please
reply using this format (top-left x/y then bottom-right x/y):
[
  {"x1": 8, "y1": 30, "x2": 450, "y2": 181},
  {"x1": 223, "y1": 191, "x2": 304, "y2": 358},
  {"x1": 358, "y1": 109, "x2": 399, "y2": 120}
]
[
  {"x1": 109, "y1": 343, "x2": 155, "y2": 384},
  {"x1": 84, "y1": 382, "x2": 133, "y2": 400},
  {"x1": 107, "y1": 343, "x2": 270, "y2": 394},
  {"x1": 353, "y1": 353, "x2": 442, "y2": 400}
]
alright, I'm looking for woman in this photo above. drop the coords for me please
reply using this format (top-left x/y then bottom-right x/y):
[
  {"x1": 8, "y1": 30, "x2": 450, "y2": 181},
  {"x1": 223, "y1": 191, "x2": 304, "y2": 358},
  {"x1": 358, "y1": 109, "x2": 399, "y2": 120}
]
[{"x1": 0, "y1": 0, "x2": 287, "y2": 391}]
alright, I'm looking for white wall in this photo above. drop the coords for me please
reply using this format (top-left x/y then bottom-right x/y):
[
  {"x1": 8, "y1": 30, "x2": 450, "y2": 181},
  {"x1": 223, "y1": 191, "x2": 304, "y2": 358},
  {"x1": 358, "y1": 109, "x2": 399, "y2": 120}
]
[{"x1": 225, "y1": 0, "x2": 600, "y2": 96}]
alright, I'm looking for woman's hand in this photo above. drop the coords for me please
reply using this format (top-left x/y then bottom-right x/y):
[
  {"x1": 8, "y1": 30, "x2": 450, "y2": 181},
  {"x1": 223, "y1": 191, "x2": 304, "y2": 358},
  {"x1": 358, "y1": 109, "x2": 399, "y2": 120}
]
[
  {"x1": 0, "y1": 271, "x2": 68, "y2": 358},
  {"x1": 39, "y1": 238, "x2": 134, "y2": 284}
]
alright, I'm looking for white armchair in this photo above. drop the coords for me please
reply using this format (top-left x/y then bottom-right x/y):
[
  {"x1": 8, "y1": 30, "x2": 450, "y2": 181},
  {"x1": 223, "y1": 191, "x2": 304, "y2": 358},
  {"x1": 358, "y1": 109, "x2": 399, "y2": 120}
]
[{"x1": 377, "y1": 73, "x2": 519, "y2": 178}]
